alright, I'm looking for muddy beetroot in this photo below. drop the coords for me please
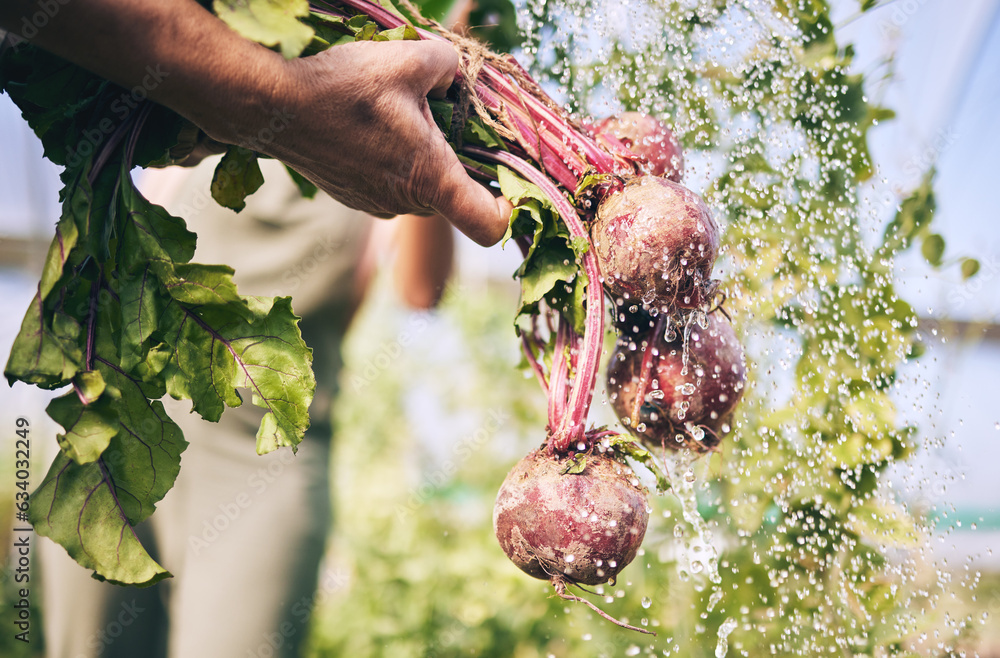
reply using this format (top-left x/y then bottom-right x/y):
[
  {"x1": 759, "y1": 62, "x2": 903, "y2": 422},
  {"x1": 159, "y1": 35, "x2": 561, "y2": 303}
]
[
  {"x1": 493, "y1": 449, "x2": 648, "y2": 586},
  {"x1": 591, "y1": 176, "x2": 720, "y2": 314},
  {"x1": 607, "y1": 312, "x2": 746, "y2": 452},
  {"x1": 593, "y1": 112, "x2": 684, "y2": 182}
]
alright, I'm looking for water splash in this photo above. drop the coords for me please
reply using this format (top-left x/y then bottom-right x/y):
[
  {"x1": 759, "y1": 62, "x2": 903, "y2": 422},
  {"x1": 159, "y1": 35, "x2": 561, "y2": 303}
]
[
  {"x1": 714, "y1": 618, "x2": 738, "y2": 657},
  {"x1": 664, "y1": 451, "x2": 722, "y2": 607}
]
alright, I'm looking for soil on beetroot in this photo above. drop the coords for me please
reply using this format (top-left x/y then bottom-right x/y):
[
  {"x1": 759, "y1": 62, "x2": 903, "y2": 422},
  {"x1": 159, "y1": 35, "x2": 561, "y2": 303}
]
[
  {"x1": 591, "y1": 176, "x2": 720, "y2": 313},
  {"x1": 493, "y1": 449, "x2": 649, "y2": 586}
]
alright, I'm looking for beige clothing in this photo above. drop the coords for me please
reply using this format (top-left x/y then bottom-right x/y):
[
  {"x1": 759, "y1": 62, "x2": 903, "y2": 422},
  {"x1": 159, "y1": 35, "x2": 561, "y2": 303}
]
[{"x1": 41, "y1": 157, "x2": 372, "y2": 658}]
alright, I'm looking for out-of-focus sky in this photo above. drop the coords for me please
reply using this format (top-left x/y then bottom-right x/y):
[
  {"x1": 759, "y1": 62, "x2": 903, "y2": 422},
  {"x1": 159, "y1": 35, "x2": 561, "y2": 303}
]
[{"x1": 838, "y1": 0, "x2": 1000, "y2": 322}]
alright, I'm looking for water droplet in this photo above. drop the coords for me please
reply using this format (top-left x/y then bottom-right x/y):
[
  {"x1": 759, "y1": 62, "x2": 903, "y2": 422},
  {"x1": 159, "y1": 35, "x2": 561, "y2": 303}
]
[
  {"x1": 677, "y1": 382, "x2": 697, "y2": 396},
  {"x1": 715, "y1": 618, "x2": 737, "y2": 657},
  {"x1": 641, "y1": 596, "x2": 652, "y2": 609}
]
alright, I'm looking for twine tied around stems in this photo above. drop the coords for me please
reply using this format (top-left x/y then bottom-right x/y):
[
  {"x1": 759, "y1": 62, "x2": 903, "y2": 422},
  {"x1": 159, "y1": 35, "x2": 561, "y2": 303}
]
[{"x1": 394, "y1": 0, "x2": 580, "y2": 147}]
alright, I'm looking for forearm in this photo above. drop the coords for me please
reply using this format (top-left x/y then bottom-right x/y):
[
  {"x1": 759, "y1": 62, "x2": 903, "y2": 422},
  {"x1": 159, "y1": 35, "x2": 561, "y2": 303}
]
[
  {"x1": 393, "y1": 214, "x2": 454, "y2": 309},
  {"x1": 0, "y1": 0, "x2": 283, "y2": 145},
  {"x1": 1, "y1": 0, "x2": 511, "y2": 245}
]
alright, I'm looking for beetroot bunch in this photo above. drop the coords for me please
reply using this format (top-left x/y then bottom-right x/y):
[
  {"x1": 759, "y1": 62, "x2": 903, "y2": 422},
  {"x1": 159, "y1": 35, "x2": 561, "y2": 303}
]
[
  {"x1": 593, "y1": 118, "x2": 747, "y2": 457},
  {"x1": 312, "y1": 0, "x2": 746, "y2": 633}
]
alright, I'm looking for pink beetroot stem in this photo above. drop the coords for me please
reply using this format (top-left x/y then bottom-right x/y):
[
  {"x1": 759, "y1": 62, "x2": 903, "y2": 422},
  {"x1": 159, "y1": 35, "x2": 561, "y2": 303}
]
[{"x1": 464, "y1": 146, "x2": 605, "y2": 452}]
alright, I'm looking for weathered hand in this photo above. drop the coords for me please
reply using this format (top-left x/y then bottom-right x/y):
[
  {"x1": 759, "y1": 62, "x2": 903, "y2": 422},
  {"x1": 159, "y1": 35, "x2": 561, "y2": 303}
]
[{"x1": 216, "y1": 39, "x2": 511, "y2": 246}]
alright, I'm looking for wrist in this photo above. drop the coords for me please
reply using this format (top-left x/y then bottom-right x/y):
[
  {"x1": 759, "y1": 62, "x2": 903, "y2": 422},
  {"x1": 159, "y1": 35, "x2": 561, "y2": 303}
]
[{"x1": 168, "y1": 40, "x2": 294, "y2": 152}]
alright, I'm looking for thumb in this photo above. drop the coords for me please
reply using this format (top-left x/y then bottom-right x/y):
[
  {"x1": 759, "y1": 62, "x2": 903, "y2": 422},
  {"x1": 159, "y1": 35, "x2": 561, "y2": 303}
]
[{"x1": 430, "y1": 155, "x2": 512, "y2": 246}]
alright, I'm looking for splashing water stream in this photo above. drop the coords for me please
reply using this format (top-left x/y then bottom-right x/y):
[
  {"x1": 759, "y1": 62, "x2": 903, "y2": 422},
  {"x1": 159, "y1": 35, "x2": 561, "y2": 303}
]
[{"x1": 504, "y1": 0, "x2": 987, "y2": 653}]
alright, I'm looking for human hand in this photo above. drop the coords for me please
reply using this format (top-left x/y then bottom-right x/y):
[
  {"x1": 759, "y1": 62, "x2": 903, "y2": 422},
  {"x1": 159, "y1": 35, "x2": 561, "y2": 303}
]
[
  {"x1": 0, "y1": 0, "x2": 509, "y2": 244},
  {"x1": 206, "y1": 39, "x2": 512, "y2": 247}
]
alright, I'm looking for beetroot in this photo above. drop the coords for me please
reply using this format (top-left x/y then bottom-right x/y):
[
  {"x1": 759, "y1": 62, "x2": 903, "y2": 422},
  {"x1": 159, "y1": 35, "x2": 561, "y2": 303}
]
[
  {"x1": 493, "y1": 449, "x2": 648, "y2": 586},
  {"x1": 592, "y1": 176, "x2": 720, "y2": 313},
  {"x1": 593, "y1": 112, "x2": 684, "y2": 182},
  {"x1": 607, "y1": 312, "x2": 746, "y2": 453}
]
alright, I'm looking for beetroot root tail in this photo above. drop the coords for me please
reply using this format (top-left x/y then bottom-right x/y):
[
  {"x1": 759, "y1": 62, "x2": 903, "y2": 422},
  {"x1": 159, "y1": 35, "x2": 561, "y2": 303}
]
[{"x1": 551, "y1": 577, "x2": 656, "y2": 636}]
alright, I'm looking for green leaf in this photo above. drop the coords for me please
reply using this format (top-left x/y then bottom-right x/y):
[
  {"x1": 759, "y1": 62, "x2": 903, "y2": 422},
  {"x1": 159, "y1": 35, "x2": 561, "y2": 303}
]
[
  {"x1": 0, "y1": 46, "x2": 107, "y2": 166},
  {"x1": 464, "y1": 117, "x2": 506, "y2": 149},
  {"x1": 47, "y1": 378, "x2": 120, "y2": 465},
  {"x1": 300, "y1": 12, "x2": 354, "y2": 53},
  {"x1": 39, "y1": 213, "x2": 79, "y2": 302},
  {"x1": 211, "y1": 146, "x2": 266, "y2": 212},
  {"x1": 64, "y1": 162, "x2": 120, "y2": 262},
  {"x1": 561, "y1": 454, "x2": 588, "y2": 474},
  {"x1": 921, "y1": 233, "x2": 945, "y2": 267},
  {"x1": 74, "y1": 369, "x2": 108, "y2": 404},
  {"x1": 155, "y1": 263, "x2": 253, "y2": 317},
  {"x1": 881, "y1": 173, "x2": 935, "y2": 254},
  {"x1": 347, "y1": 14, "x2": 374, "y2": 29},
  {"x1": 376, "y1": 25, "x2": 420, "y2": 41},
  {"x1": 5, "y1": 26, "x2": 321, "y2": 587},
  {"x1": 428, "y1": 99, "x2": 454, "y2": 137},
  {"x1": 4, "y1": 290, "x2": 83, "y2": 389},
  {"x1": 848, "y1": 501, "x2": 920, "y2": 547},
  {"x1": 498, "y1": 166, "x2": 550, "y2": 207},
  {"x1": 303, "y1": 11, "x2": 350, "y2": 30},
  {"x1": 518, "y1": 244, "x2": 579, "y2": 309},
  {"x1": 213, "y1": 0, "x2": 314, "y2": 59},
  {"x1": 496, "y1": 166, "x2": 587, "y2": 332},
  {"x1": 570, "y1": 235, "x2": 590, "y2": 256},
  {"x1": 574, "y1": 172, "x2": 614, "y2": 198},
  {"x1": 30, "y1": 357, "x2": 187, "y2": 586},
  {"x1": 118, "y1": 178, "x2": 249, "y2": 314},
  {"x1": 95, "y1": 360, "x2": 189, "y2": 524},
  {"x1": 29, "y1": 452, "x2": 172, "y2": 587},
  {"x1": 161, "y1": 296, "x2": 315, "y2": 454},
  {"x1": 131, "y1": 105, "x2": 187, "y2": 169},
  {"x1": 355, "y1": 22, "x2": 379, "y2": 41},
  {"x1": 520, "y1": 252, "x2": 588, "y2": 334},
  {"x1": 961, "y1": 257, "x2": 980, "y2": 280},
  {"x1": 284, "y1": 164, "x2": 318, "y2": 199},
  {"x1": 119, "y1": 265, "x2": 163, "y2": 372},
  {"x1": 607, "y1": 435, "x2": 669, "y2": 491}
]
